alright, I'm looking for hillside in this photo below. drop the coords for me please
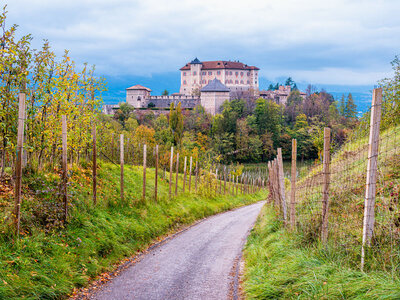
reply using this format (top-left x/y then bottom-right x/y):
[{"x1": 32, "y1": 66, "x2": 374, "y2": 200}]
[{"x1": 243, "y1": 120, "x2": 400, "y2": 298}]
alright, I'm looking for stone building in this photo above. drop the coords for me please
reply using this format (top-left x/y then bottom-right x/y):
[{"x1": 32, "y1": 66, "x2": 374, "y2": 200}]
[
  {"x1": 179, "y1": 58, "x2": 259, "y2": 96},
  {"x1": 200, "y1": 78, "x2": 230, "y2": 115},
  {"x1": 259, "y1": 85, "x2": 306, "y2": 105}
]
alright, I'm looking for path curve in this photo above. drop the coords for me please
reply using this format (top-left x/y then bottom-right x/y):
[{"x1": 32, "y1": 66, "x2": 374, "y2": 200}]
[{"x1": 89, "y1": 201, "x2": 265, "y2": 300}]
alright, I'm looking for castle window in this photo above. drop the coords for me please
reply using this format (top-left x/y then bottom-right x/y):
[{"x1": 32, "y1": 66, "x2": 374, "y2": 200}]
[
  {"x1": 225, "y1": 71, "x2": 229, "y2": 75},
  {"x1": 240, "y1": 72, "x2": 244, "y2": 76},
  {"x1": 137, "y1": 96, "x2": 141, "y2": 101},
  {"x1": 208, "y1": 71, "x2": 212, "y2": 75},
  {"x1": 183, "y1": 72, "x2": 186, "y2": 76},
  {"x1": 202, "y1": 71, "x2": 206, "y2": 75},
  {"x1": 235, "y1": 72, "x2": 238, "y2": 76},
  {"x1": 208, "y1": 80, "x2": 211, "y2": 83},
  {"x1": 230, "y1": 71, "x2": 232, "y2": 75},
  {"x1": 235, "y1": 80, "x2": 238, "y2": 84},
  {"x1": 183, "y1": 80, "x2": 187, "y2": 85},
  {"x1": 247, "y1": 80, "x2": 250, "y2": 84},
  {"x1": 194, "y1": 79, "x2": 196, "y2": 84},
  {"x1": 240, "y1": 80, "x2": 244, "y2": 84},
  {"x1": 247, "y1": 72, "x2": 250, "y2": 76},
  {"x1": 217, "y1": 71, "x2": 221, "y2": 75},
  {"x1": 193, "y1": 71, "x2": 197, "y2": 75},
  {"x1": 225, "y1": 80, "x2": 228, "y2": 84}
]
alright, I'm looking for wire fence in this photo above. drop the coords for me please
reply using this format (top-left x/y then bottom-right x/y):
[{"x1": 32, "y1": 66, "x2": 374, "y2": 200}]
[
  {"x1": 0, "y1": 92, "x2": 268, "y2": 237},
  {"x1": 268, "y1": 88, "x2": 400, "y2": 271}
]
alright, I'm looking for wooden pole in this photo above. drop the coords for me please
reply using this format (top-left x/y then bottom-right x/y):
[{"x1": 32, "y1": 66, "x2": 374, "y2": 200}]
[
  {"x1": 189, "y1": 156, "x2": 193, "y2": 192},
  {"x1": 169, "y1": 147, "x2": 173, "y2": 200},
  {"x1": 224, "y1": 167, "x2": 227, "y2": 195},
  {"x1": 277, "y1": 148, "x2": 287, "y2": 223},
  {"x1": 183, "y1": 156, "x2": 187, "y2": 193},
  {"x1": 120, "y1": 134, "x2": 124, "y2": 202},
  {"x1": 142, "y1": 144, "x2": 147, "y2": 202},
  {"x1": 361, "y1": 88, "x2": 382, "y2": 269},
  {"x1": 215, "y1": 168, "x2": 219, "y2": 195},
  {"x1": 195, "y1": 160, "x2": 199, "y2": 192},
  {"x1": 155, "y1": 144, "x2": 158, "y2": 202},
  {"x1": 236, "y1": 174, "x2": 238, "y2": 196},
  {"x1": 92, "y1": 124, "x2": 97, "y2": 205},
  {"x1": 111, "y1": 133, "x2": 114, "y2": 162},
  {"x1": 61, "y1": 115, "x2": 68, "y2": 222},
  {"x1": 175, "y1": 152, "x2": 179, "y2": 196},
  {"x1": 14, "y1": 93, "x2": 25, "y2": 235},
  {"x1": 290, "y1": 139, "x2": 297, "y2": 230},
  {"x1": 321, "y1": 128, "x2": 331, "y2": 244}
]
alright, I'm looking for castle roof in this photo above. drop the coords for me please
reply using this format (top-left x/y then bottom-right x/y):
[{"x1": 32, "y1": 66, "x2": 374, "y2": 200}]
[
  {"x1": 180, "y1": 60, "x2": 259, "y2": 71},
  {"x1": 126, "y1": 84, "x2": 151, "y2": 92},
  {"x1": 190, "y1": 57, "x2": 202, "y2": 64},
  {"x1": 201, "y1": 78, "x2": 230, "y2": 92}
]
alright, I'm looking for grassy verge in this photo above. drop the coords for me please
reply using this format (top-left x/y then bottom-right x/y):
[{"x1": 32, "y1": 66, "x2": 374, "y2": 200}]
[
  {"x1": 0, "y1": 162, "x2": 267, "y2": 299},
  {"x1": 243, "y1": 205, "x2": 400, "y2": 299}
]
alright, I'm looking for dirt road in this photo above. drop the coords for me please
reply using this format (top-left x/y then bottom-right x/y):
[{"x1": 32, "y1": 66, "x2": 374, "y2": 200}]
[{"x1": 89, "y1": 201, "x2": 265, "y2": 300}]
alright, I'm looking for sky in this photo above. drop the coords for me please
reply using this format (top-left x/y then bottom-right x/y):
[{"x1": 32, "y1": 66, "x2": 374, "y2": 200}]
[{"x1": 4, "y1": 0, "x2": 400, "y2": 111}]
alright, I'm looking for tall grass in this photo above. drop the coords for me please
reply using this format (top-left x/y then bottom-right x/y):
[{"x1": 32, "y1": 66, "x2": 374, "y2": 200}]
[
  {"x1": 0, "y1": 162, "x2": 267, "y2": 299},
  {"x1": 243, "y1": 206, "x2": 400, "y2": 299}
]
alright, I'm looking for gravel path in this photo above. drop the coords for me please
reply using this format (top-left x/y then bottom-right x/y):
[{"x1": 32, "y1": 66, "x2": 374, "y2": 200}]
[{"x1": 89, "y1": 201, "x2": 265, "y2": 300}]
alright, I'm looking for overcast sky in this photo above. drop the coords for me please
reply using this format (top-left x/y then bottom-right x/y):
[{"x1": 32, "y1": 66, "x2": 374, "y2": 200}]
[{"x1": 4, "y1": 0, "x2": 400, "y2": 104}]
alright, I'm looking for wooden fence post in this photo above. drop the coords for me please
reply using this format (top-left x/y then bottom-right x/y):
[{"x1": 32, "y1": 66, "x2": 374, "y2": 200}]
[
  {"x1": 290, "y1": 139, "x2": 297, "y2": 230},
  {"x1": 169, "y1": 147, "x2": 173, "y2": 199},
  {"x1": 189, "y1": 156, "x2": 193, "y2": 192},
  {"x1": 277, "y1": 148, "x2": 287, "y2": 223},
  {"x1": 215, "y1": 168, "x2": 219, "y2": 195},
  {"x1": 361, "y1": 88, "x2": 382, "y2": 269},
  {"x1": 175, "y1": 152, "x2": 179, "y2": 196},
  {"x1": 142, "y1": 144, "x2": 147, "y2": 202},
  {"x1": 61, "y1": 115, "x2": 68, "y2": 222},
  {"x1": 321, "y1": 128, "x2": 331, "y2": 244},
  {"x1": 14, "y1": 93, "x2": 25, "y2": 235},
  {"x1": 155, "y1": 144, "x2": 158, "y2": 202},
  {"x1": 183, "y1": 156, "x2": 187, "y2": 193},
  {"x1": 224, "y1": 167, "x2": 227, "y2": 195},
  {"x1": 195, "y1": 160, "x2": 199, "y2": 192},
  {"x1": 236, "y1": 174, "x2": 238, "y2": 196},
  {"x1": 92, "y1": 124, "x2": 97, "y2": 205},
  {"x1": 120, "y1": 134, "x2": 124, "y2": 202}
]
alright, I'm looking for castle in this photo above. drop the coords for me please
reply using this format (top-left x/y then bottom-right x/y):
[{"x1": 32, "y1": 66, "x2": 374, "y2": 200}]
[
  {"x1": 103, "y1": 58, "x2": 304, "y2": 116},
  {"x1": 179, "y1": 58, "x2": 259, "y2": 95}
]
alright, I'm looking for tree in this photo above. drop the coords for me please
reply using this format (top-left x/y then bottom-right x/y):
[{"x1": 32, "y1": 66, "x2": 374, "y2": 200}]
[
  {"x1": 285, "y1": 77, "x2": 295, "y2": 87},
  {"x1": 162, "y1": 89, "x2": 169, "y2": 96},
  {"x1": 169, "y1": 102, "x2": 184, "y2": 146},
  {"x1": 344, "y1": 93, "x2": 357, "y2": 119},
  {"x1": 113, "y1": 103, "x2": 135, "y2": 128},
  {"x1": 380, "y1": 56, "x2": 400, "y2": 128},
  {"x1": 339, "y1": 94, "x2": 346, "y2": 116}
]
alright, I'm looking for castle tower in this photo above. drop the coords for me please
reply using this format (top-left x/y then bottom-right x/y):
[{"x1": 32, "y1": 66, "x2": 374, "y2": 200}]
[
  {"x1": 200, "y1": 78, "x2": 230, "y2": 115},
  {"x1": 190, "y1": 57, "x2": 202, "y2": 95},
  {"x1": 126, "y1": 85, "x2": 151, "y2": 108}
]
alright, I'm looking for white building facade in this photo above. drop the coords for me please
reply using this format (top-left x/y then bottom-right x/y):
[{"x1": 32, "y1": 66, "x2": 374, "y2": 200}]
[{"x1": 179, "y1": 58, "x2": 259, "y2": 96}]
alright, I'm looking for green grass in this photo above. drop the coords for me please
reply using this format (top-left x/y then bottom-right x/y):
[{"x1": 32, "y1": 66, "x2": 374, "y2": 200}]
[
  {"x1": 0, "y1": 161, "x2": 267, "y2": 299},
  {"x1": 243, "y1": 205, "x2": 400, "y2": 299}
]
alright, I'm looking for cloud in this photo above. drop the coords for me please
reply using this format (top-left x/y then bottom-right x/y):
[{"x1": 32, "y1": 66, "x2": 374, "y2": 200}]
[{"x1": 4, "y1": 0, "x2": 400, "y2": 85}]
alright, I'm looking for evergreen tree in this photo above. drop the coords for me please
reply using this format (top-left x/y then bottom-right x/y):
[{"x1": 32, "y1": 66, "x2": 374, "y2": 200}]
[
  {"x1": 162, "y1": 89, "x2": 169, "y2": 96},
  {"x1": 339, "y1": 94, "x2": 346, "y2": 116},
  {"x1": 344, "y1": 93, "x2": 357, "y2": 119},
  {"x1": 268, "y1": 84, "x2": 274, "y2": 91}
]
